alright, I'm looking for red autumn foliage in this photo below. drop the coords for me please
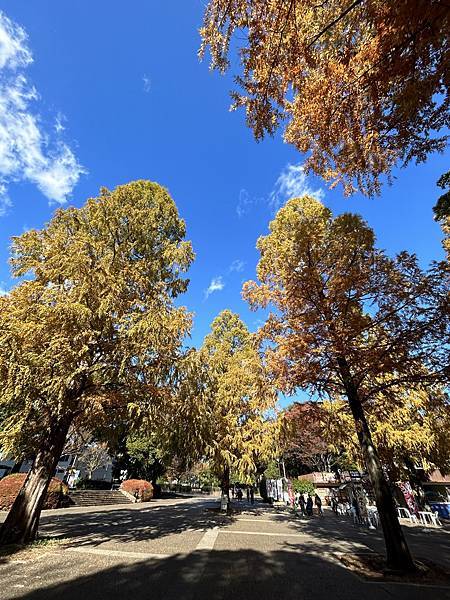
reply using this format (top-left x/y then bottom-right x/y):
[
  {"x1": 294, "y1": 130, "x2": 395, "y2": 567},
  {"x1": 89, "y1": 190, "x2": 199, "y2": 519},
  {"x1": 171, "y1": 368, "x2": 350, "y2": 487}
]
[
  {"x1": 284, "y1": 402, "x2": 332, "y2": 474},
  {"x1": 120, "y1": 479, "x2": 153, "y2": 502},
  {"x1": 0, "y1": 473, "x2": 70, "y2": 511}
]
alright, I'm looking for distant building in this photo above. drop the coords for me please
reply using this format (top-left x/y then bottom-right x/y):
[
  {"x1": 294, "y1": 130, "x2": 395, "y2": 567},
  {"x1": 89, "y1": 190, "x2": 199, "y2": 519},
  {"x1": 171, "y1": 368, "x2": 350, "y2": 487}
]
[
  {"x1": 297, "y1": 471, "x2": 341, "y2": 502},
  {"x1": 0, "y1": 446, "x2": 114, "y2": 486}
]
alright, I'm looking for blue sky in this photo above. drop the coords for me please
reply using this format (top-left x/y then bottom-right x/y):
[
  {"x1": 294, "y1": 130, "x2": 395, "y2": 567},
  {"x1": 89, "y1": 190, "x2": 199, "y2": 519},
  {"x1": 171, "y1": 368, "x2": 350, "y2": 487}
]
[{"x1": 0, "y1": 1, "x2": 448, "y2": 358}]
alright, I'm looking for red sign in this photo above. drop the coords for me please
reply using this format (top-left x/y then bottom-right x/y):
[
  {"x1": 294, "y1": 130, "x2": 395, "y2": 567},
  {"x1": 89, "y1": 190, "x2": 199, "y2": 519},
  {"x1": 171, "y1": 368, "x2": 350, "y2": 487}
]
[{"x1": 398, "y1": 481, "x2": 419, "y2": 516}]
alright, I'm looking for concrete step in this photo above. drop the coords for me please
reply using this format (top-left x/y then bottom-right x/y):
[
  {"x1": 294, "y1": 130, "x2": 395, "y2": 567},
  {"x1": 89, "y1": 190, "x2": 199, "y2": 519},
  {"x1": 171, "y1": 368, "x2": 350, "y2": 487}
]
[{"x1": 69, "y1": 490, "x2": 133, "y2": 507}]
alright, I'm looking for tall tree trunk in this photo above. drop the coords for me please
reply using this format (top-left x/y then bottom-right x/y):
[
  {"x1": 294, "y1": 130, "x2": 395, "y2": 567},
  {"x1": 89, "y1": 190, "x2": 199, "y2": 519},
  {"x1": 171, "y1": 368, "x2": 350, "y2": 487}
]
[
  {"x1": 338, "y1": 358, "x2": 415, "y2": 572},
  {"x1": 221, "y1": 465, "x2": 230, "y2": 498},
  {"x1": 0, "y1": 412, "x2": 74, "y2": 546},
  {"x1": 220, "y1": 465, "x2": 230, "y2": 512}
]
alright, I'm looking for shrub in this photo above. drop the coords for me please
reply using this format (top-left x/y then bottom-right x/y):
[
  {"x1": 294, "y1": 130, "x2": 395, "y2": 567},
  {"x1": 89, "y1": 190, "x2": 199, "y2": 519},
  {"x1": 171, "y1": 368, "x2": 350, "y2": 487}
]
[
  {"x1": 264, "y1": 460, "x2": 281, "y2": 479},
  {"x1": 120, "y1": 479, "x2": 153, "y2": 502},
  {"x1": 292, "y1": 479, "x2": 315, "y2": 495},
  {"x1": 0, "y1": 473, "x2": 70, "y2": 510}
]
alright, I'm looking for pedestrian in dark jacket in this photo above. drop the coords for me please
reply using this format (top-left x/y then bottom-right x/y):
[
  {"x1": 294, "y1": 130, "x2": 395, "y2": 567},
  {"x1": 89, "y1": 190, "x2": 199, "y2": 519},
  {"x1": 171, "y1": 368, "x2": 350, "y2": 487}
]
[
  {"x1": 299, "y1": 494, "x2": 306, "y2": 515},
  {"x1": 306, "y1": 494, "x2": 313, "y2": 516},
  {"x1": 315, "y1": 494, "x2": 323, "y2": 516}
]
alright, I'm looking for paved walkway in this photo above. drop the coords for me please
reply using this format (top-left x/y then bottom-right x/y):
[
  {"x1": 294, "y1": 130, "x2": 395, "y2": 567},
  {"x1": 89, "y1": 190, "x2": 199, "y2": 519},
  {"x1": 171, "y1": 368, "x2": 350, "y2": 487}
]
[{"x1": 1, "y1": 498, "x2": 449, "y2": 599}]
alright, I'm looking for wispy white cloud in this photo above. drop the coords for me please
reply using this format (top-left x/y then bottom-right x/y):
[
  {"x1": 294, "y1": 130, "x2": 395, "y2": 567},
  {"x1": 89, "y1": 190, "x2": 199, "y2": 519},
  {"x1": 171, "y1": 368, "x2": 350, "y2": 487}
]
[
  {"x1": 142, "y1": 74, "x2": 151, "y2": 93},
  {"x1": 54, "y1": 112, "x2": 66, "y2": 133},
  {"x1": 237, "y1": 163, "x2": 324, "y2": 218},
  {"x1": 0, "y1": 11, "x2": 85, "y2": 213},
  {"x1": 229, "y1": 259, "x2": 245, "y2": 273},
  {"x1": 0, "y1": 13, "x2": 31, "y2": 69},
  {"x1": 0, "y1": 182, "x2": 11, "y2": 216},
  {"x1": 236, "y1": 188, "x2": 255, "y2": 218},
  {"x1": 269, "y1": 163, "x2": 324, "y2": 211},
  {"x1": 0, "y1": 281, "x2": 9, "y2": 295},
  {"x1": 204, "y1": 276, "x2": 224, "y2": 299}
]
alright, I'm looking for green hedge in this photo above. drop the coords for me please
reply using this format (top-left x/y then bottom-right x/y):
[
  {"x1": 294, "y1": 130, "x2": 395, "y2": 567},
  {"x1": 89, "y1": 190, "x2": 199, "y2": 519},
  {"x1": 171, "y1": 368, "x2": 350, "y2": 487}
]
[{"x1": 292, "y1": 479, "x2": 315, "y2": 495}]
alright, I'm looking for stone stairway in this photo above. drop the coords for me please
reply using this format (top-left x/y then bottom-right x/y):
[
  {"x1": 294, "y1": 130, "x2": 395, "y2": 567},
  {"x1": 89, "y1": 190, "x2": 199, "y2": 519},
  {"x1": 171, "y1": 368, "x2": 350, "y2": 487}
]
[{"x1": 69, "y1": 489, "x2": 133, "y2": 507}]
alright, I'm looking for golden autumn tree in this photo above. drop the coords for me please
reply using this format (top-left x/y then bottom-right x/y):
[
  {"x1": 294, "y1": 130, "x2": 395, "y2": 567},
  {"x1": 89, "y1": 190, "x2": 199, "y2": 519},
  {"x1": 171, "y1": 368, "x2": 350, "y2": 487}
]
[
  {"x1": 322, "y1": 388, "x2": 450, "y2": 481},
  {"x1": 200, "y1": 0, "x2": 450, "y2": 195},
  {"x1": 0, "y1": 180, "x2": 194, "y2": 545},
  {"x1": 244, "y1": 195, "x2": 447, "y2": 571},
  {"x1": 167, "y1": 310, "x2": 279, "y2": 497}
]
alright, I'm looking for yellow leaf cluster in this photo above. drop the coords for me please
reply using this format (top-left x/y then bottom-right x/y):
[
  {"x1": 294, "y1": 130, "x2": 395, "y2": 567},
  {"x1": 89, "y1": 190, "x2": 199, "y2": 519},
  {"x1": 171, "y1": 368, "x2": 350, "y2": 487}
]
[
  {"x1": 166, "y1": 310, "x2": 280, "y2": 482},
  {"x1": 322, "y1": 387, "x2": 450, "y2": 479},
  {"x1": 0, "y1": 180, "x2": 194, "y2": 457}
]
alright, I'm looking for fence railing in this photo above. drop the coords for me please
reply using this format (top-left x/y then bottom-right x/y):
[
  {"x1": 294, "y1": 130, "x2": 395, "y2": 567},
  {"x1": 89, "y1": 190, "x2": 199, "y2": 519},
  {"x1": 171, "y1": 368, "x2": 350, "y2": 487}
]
[{"x1": 160, "y1": 483, "x2": 221, "y2": 496}]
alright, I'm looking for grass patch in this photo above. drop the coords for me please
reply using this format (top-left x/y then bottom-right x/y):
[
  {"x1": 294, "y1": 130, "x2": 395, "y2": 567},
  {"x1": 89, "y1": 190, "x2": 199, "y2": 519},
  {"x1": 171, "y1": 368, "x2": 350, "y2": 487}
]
[{"x1": 0, "y1": 536, "x2": 70, "y2": 561}]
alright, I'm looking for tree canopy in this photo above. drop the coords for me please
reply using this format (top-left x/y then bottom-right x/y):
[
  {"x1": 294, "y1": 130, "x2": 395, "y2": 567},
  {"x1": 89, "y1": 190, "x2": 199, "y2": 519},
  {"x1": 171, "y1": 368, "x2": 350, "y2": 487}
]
[
  {"x1": 123, "y1": 434, "x2": 167, "y2": 485},
  {"x1": 201, "y1": 310, "x2": 280, "y2": 484},
  {"x1": 282, "y1": 402, "x2": 337, "y2": 476},
  {"x1": 433, "y1": 171, "x2": 450, "y2": 221},
  {"x1": 166, "y1": 310, "x2": 280, "y2": 489},
  {"x1": 244, "y1": 195, "x2": 447, "y2": 401},
  {"x1": 0, "y1": 180, "x2": 193, "y2": 454},
  {"x1": 200, "y1": 0, "x2": 450, "y2": 195},
  {"x1": 0, "y1": 180, "x2": 194, "y2": 544},
  {"x1": 243, "y1": 194, "x2": 448, "y2": 570},
  {"x1": 322, "y1": 388, "x2": 450, "y2": 481}
]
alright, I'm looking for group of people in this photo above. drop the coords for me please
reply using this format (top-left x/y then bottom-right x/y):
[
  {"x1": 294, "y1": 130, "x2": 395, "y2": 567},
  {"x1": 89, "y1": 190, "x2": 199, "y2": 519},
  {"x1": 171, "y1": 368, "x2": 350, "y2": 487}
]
[
  {"x1": 231, "y1": 483, "x2": 255, "y2": 504},
  {"x1": 294, "y1": 492, "x2": 323, "y2": 516},
  {"x1": 330, "y1": 496, "x2": 359, "y2": 518}
]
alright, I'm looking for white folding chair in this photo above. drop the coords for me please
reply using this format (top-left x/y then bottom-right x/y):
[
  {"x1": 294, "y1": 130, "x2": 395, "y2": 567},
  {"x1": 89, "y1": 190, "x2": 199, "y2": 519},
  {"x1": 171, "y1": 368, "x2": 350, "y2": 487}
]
[
  {"x1": 367, "y1": 508, "x2": 379, "y2": 529},
  {"x1": 430, "y1": 511, "x2": 442, "y2": 526},
  {"x1": 397, "y1": 507, "x2": 418, "y2": 524}
]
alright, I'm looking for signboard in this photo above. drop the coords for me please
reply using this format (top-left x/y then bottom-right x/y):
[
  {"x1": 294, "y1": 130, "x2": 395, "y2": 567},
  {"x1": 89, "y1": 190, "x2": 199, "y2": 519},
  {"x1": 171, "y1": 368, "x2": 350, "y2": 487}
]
[
  {"x1": 341, "y1": 470, "x2": 365, "y2": 482},
  {"x1": 288, "y1": 480, "x2": 295, "y2": 506},
  {"x1": 398, "y1": 481, "x2": 419, "y2": 516}
]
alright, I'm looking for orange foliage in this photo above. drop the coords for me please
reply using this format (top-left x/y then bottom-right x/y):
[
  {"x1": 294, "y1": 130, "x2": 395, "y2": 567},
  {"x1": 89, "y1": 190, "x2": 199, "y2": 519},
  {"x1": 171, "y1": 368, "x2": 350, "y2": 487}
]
[
  {"x1": 120, "y1": 479, "x2": 153, "y2": 502},
  {"x1": 0, "y1": 474, "x2": 69, "y2": 511},
  {"x1": 201, "y1": 0, "x2": 450, "y2": 195}
]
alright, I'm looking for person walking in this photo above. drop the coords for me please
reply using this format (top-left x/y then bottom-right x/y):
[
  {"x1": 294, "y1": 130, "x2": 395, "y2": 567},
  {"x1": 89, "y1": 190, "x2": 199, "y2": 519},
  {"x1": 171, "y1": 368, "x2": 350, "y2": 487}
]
[
  {"x1": 331, "y1": 496, "x2": 338, "y2": 514},
  {"x1": 351, "y1": 497, "x2": 361, "y2": 525},
  {"x1": 299, "y1": 493, "x2": 306, "y2": 516},
  {"x1": 306, "y1": 494, "x2": 313, "y2": 516},
  {"x1": 315, "y1": 494, "x2": 323, "y2": 516}
]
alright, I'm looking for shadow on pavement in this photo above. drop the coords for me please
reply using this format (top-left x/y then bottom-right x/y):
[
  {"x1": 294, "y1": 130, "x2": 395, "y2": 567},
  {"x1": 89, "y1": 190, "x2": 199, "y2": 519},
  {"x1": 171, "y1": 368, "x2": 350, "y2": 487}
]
[
  {"x1": 6, "y1": 548, "x2": 442, "y2": 600},
  {"x1": 37, "y1": 500, "x2": 232, "y2": 547},
  {"x1": 281, "y1": 510, "x2": 450, "y2": 569}
]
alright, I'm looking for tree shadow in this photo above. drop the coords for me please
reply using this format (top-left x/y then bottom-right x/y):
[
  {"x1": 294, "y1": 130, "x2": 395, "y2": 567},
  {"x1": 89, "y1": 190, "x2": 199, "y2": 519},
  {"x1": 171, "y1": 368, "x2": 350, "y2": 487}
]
[
  {"x1": 34, "y1": 499, "x2": 232, "y2": 548},
  {"x1": 6, "y1": 548, "x2": 440, "y2": 600},
  {"x1": 280, "y1": 510, "x2": 450, "y2": 569},
  {"x1": 3, "y1": 502, "x2": 449, "y2": 599}
]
